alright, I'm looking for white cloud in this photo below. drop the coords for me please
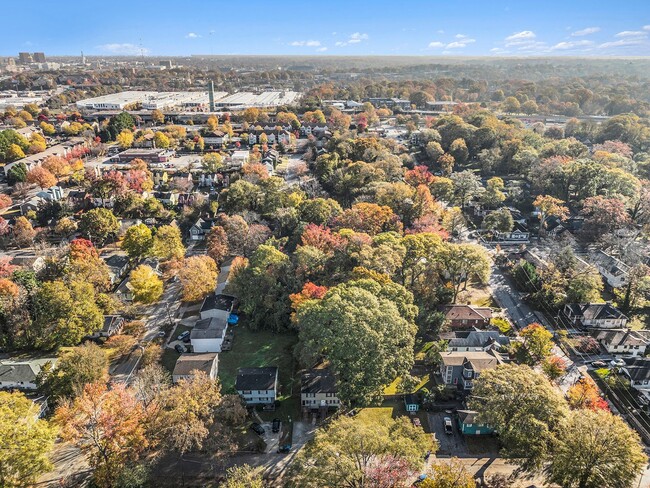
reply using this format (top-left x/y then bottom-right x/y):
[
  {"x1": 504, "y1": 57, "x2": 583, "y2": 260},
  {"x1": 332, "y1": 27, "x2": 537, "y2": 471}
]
[
  {"x1": 599, "y1": 37, "x2": 648, "y2": 49},
  {"x1": 428, "y1": 36, "x2": 475, "y2": 50},
  {"x1": 290, "y1": 40, "x2": 321, "y2": 47},
  {"x1": 644, "y1": 25, "x2": 650, "y2": 31},
  {"x1": 185, "y1": 32, "x2": 201, "y2": 39},
  {"x1": 446, "y1": 39, "x2": 475, "y2": 49},
  {"x1": 98, "y1": 43, "x2": 149, "y2": 55},
  {"x1": 571, "y1": 27, "x2": 600, "y2": 36},
  {"x1": 455, "y1": 33, "x2": 467, "y2": 39},
  {"x1": 437, "y1": 30, "x2": 445, "y2": 34},
  {"x1": 615, "y1": 30, "x2": 647, "y2": 38},
  {"x1": 505, "y1": 30, "x2": 536, "y2": 41},
  {"x1": 551, "y1": 40, "x2": 594, "y2": 50},
  {"x1": 427, "y1": 41, "x2": 445, "y2": 48},
  {"x1": 317, "y1": 47, "x2": 328, "y2": 52},
  {"x1": 336, "y1": 32, "x2": 369, "y2": 47}
]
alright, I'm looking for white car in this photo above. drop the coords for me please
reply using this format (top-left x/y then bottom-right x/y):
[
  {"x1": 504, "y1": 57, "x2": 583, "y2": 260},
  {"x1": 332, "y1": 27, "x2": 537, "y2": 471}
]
[{"x1": 610, "y1": 359, "x2": 626, "y2": 368}]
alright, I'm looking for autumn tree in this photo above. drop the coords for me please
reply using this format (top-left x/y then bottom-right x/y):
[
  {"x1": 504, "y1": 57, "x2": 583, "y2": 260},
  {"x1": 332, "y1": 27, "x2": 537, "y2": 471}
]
[
  {"x1": 26, "y1": 166, "x2": 57, "y2": 189},
  {"x1": 0, "y1": 391, "x2": 57, "y2": 488},
  {"x1": 152, "y1": 225, "x2": 185, "y2": 261},
  {"x1": 451, "y1": 170, "x2": 482, "y2": 208},
  {"x1": 202, "y1": 152, "x2": 223, "y2": 172},
  {"x1": 178, "y1": 255, "x2": 218, "y2": 301},
  {"x1": 56, "y1": 383, "x2": 149, "y2": 488},
  {"x1": 483, "y1": 208, "x2": 514, "y2": 233},
  {"x1": 42, "y1": 156, "x2": 71, "y2": 178},
  {"x1": 567, "y1": 377, "x2": 609, "y2": 411},
  {"x1": 223, "y1": 465, "x2": 264, "y2": 488},
  {"x1": 13, "y1": 216, "x2": 36, "y2": 247},
  {"x1": 154, "y1": 131, "x2": 170, "y2": 148},
  {"x1": 542, "y1": 356, "x2": 568, "y2": 382},
  {"x1": 38, "y1": 343, "x2": 108, "y2": 402},
  {"x1": 129, "y1": 265, "x2": 163, "y2": 304},
  {"x1": 291, "y1": 414, "x2": 433, "y2": 488},
  {"x1": 206, "y1": 226, "x2": 229, "y2": 265},
  {"x1": 580, "y1": 195, "x2": 631, "y2": 238},
  {"x1": 121, "y1": 223, "x2": 153, "y2": 259},
  {"x1": 151, "y1": 109, "x2": 165, "y2": 125},
  {"x1": 533, "y1": 195, "x2": 569, "y2": 239},
  {"x1": 547, "y1": 409, "x2": 646, "y2": 488},
  {"x1": 518, "y1": 323, "x2": 554, "y2": 364},
  {"x1": 437, "y1": 243, "x2": 491, "y2": 302},
  {"x1": 116, "y1": 129, "x2": 134, "y2": 149},
  {"x1": 420, "y1": 458, "x2": 476, "y2": 488}
]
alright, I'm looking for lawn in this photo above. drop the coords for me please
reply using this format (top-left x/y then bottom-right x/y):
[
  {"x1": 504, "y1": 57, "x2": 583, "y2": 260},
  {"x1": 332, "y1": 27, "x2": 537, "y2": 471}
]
[
  {"x1": 161, "y1": 348, "x2": 180, "y2": 374},
  {"x1": 458, "y1": 285, "x2": 498, "y2": 309},
  {"x1": 218, "y1": 325, "x2": 300, "y2": 418},
  {"x1": 384, "y1": 373, "x2": 432, "y2": 395}
]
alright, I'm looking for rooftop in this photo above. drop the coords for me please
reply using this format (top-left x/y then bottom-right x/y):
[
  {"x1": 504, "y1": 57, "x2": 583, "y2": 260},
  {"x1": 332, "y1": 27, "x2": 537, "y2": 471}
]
[
  {"x1": 190, "y1": 317, "x2": 228, "y2": 340},
  {"x1": 172, "y1": 353, "x2": 218, "y2": 377},
  {"x1": 200, "y1": 294, "x2": 235, "y2": 313},
  {"x1": 235, "y1": 366, "x2": 278, "y2": 391},
  {"x1": 301, "y1": 369, "x2": 337, "y2": 395}
]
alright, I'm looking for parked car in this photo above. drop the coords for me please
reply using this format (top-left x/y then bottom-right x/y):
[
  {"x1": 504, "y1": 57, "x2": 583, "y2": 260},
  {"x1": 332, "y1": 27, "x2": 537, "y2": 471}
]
[
  {"x1": 272, "y1": 418, "x2": 281, "y2": 433},
  {"x1": 177, "y1": 331, "x2": 190, "y2": 341},
  {"x1": 157, "y1": 331, "x2": 166, "y2": 337},
  {"x1": 182, "y1": 335, "x2": 191, "y2": 343},
  {"x1": 591, "y1": 360, "x2": 607, "y2": 368},
  {"x1": 174, "y1": 344, "x2": 185, "y2": 354},
  {"x1": 444, "y1": 417, "x2": 453, "y2": 435},
  {"x1": 610, "y1": 359, "x2": 626, "y2": 368},
  {"x1": 250, "y1": 423, "x2": 265, "y2": 436}
]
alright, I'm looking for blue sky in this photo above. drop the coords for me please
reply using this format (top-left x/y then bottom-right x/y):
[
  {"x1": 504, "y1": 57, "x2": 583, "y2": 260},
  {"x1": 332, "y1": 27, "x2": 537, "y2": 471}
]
[{"x1": 2, "y1": 0, "x2": 650, "y2": 57}]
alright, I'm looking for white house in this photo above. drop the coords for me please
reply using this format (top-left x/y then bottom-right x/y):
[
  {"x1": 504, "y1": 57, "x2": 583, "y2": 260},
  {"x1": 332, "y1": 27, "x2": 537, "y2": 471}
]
[
  {"x1": 230, "y1": 150, "x2": 250, "y2": 168},
  {"x1": 592, "y1": 251, "x2": 630, "y2": 289},
  {"x1": 199, "y1": 294, "x2": 235, "y2": 321},
  {"x1": 621, "y1": 358, "x2": 650, "y2": 399},
  {"x1": 172, "y1": 353, "x2": 218, "y2": 383},
  {"x1": 190, "y1": 317, "x2": 228, "y2": 353},
  {"x1": 594, "y1": 329, "x2": 650, "y2": 357},
  {"x1": 235, "y1": 367, "x2": 278, "y2": 405},
  {"x1": 0, "y1": 357, "x2": 56, "y2": 391},
  {"x1": 563, "y1": 303, "x2": 628, "y2": 329},
  {"x1": 301, "y1": 368, "x2": 340, "y2": 410}
]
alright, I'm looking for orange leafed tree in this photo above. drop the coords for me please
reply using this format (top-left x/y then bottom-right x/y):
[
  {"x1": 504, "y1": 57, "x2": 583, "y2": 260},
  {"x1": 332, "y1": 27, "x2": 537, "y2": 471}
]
[
  {"x1": 567, "y1": 377, "x2": 609, "y2": 411},
  {"x1": 55, "y1": 382, "x2": 150, "y2": 488},
  {"x1": 26, "y1": 166, "x2": 57, "y2": 189}
]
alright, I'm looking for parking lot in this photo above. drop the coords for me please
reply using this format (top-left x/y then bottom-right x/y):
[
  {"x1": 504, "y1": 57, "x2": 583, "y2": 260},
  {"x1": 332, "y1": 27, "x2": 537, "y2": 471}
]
[{"x1": 427, "y1": 412, "x2": 468, "y2": 456}]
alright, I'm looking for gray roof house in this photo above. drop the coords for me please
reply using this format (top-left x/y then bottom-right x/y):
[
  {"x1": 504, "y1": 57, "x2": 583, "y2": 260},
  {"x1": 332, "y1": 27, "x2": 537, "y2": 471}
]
[
  {"x1": 172, "y1": 353, "x2": 218, "y2": 383},
  {"x1": 439, "y1": 351, "x2": 503, "y2": 391},
  {"x1": 594, "y1": 329, "x2": 650, "y2": 357},
  {"x1": 441, "y1": 330, "x2": 511, "y2": 352},
  {"x1": 190, "y1": 317, "x2": 228, "y2": 353},
  {"x1": 301, "y1": 368, "x2": 340, "y2": 410},
  {"x1": 563, "y1": 303, "x2": 628, "y2": 329},
  {"x1": 0, "y1": 357, "x2": 57, "y2": 391},
  {"x1": 188, "y1": 217, "x2": 216, "y2": 241},
  {"x1": 235, "y1": 367, "x2": 278, "y2": 405}
]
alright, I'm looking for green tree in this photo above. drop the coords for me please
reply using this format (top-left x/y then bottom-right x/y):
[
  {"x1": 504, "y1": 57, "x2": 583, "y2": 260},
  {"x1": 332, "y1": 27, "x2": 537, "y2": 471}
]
[
  {"x1": 32, "y1": 280, "x2": 103, "y2": 349},
  {"x1": 481, "y1": 177, "x2": 507, "y2": 208},
  {"x1": 152, "y1": 225, "x2": 185, "y2": 261},
  {"x1": 0, "y1": 391, "x2": 57, "y2": 488},
  {"x1": 547, "y1": 409, "x2": 647, "y2": 488},
  {"x1": 566, "y1": 266, "x2": 603, "y2": 303},
  {"x1": 129, "y1": 265, "x2": 163, "y2": 304},
  {"x1": 518, "y1": 323, "x2": 553, "y2": 364},
  {"x1": 296, "y1": 279, "x2": 417, "y2": 406},
  {"x1": 38, "y1": 343, "x2": 109, "y2": 402},
  {"x1": 469, "y1": 364, "x2": 568, "y2": 471},
  {"x1": 106, "y1": 112, "x2": 135, "y2": 140},
  {"x1": 503, "y1": 96, "x2": 521, "y2": 113},
  {"x1": 224, "y1": 465, "x2": 263, "y2": 488},
  {"x1": 202, "y1": 152, "x2": 223, "y2": 172},
  {"x1": 121, "y1": 223, "x2": 153, "y2": 259},
  {"x1": 437, "y1": 243, "x2": 491, "y2": 303},
  {"x1": 451, "y1": 171, "x2": 483, "y2": 208},
  {"x1": 79, "y1": 208, "x2": 120, "y2": 245},
  {"x1": 291, "y1": 414, "x2": 434, "y2": 488},
  {"x1": 482, "y1": 208, "x2": 514, "y2": 233}
]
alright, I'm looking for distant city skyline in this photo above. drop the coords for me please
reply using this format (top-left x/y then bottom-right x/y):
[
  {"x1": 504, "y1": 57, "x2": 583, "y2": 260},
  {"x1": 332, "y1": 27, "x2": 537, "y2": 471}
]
[{"x1": 2, "y1": 0, "x2": 650, "y2": 57}]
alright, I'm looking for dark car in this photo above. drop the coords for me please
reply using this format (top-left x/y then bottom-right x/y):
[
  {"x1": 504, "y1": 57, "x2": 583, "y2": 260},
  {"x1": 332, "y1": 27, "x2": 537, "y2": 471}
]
[
  {"x1": 174, "y1": 344, "x2": 185, "y2": 354},
  {"x1": 444, "y1": 417, "x2": 453, "y2": 435},
  {"x1": 250, "y1": 423, "x2": 265, "y2": 436},
  {"x1": 182, "y1": 335, "x2": 191, "y2": 343},
  {"x1": 272, "y1": 418, "x2": 281, "y2": 433}
]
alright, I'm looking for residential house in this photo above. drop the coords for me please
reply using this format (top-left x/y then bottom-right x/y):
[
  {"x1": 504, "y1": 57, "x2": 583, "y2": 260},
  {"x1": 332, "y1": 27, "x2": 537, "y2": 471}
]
[
  {"x1": 199, "y1": 294, "x2": 235, "y2": 321},
  {"x1": 0, "y1": 357, "x2": 56, "y2": 391},
  {"x1": 494, "y1": 230, "x2": 530, "y2": 243},
  {"x1": 171, "y1": 172, "x2": 194, "y2": 192},
  {"x1": 152, "y1": 171, "x2": 169, "y2": 187},
  {"x1": 172, "y1": 353, "x2": 218, "y2": 383},
  {"x1": 301, "y1": 368, "x2": 340, "y2": 410},
  {"x1": 439, "y1": 351, "x2": 503, "y2": 390},
  {"x1": 151, "y1": 191, "x2": 178, "y2": 206},
  {"x1": 440, "y1": 330, "x2": 510, "y2": 352},
  {"x1": 35, "y1": 186, "x2": 63, "y2": 202},
  {"x1": 457, "y1": 410, "x2": 494, "y2": 436},
  {"x1": 103, "y1": 253, "x2": 130, "y2": 285},
  {"x1": 235, "y1": 367, "x2": 278, "y2": 405},
  {"x1": 190, "y1": 317, "x2": 228, "y2": 353},
  {"x1": 563, "y1": 303, "x2": 628, "y2": 329},
  {"x1": 117, "y1": 148, "x2": 175, "y2": 163},
  {"x1": 115, "y1": 278, "x2": 134, "y2": 302},
  {"x1": 404, "y1": 394, "x2": 420, "y2": 412},
  {"x1": 592, "y1": 250, "x2": 630, "y2": 289},
  {"x1": 88, "y1": 315, "x2": 125, "y2": 338},
  {"x1": 20, "y1": 196, "x2": 46, "y2": 215},
  {"x1": 188, "y1": 217, "x2": 216, "y2": 241},
  {"x1": 67, "y1": 189, "x2": 90, "y2": 209},
  {"x1": 300, "y1": 123, "x2": 329, "y2": 137},
  {"x1": 440, "y1": 305, "x2": 493, "y2": 330},
  {"x1": 621, "y1": 358, "x2": 650, "y2": 399},
  {"x1": 230, "y1": 150, "x2": 250, "y2": 168},
  {"x1": 203, "y1": 130, "x2": 230, "y2": 148},
  {"x1": 248, "y1": 129, "x2": 291, "y2": 146},
  {"x1": 594, "y1": 329, "x2": 650, "y2": 357}
]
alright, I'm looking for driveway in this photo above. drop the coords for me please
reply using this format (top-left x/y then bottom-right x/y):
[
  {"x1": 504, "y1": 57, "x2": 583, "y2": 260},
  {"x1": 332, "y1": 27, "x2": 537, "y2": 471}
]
[{"x1": 427, "y1": 412, "x2": 468, "y2": 456}]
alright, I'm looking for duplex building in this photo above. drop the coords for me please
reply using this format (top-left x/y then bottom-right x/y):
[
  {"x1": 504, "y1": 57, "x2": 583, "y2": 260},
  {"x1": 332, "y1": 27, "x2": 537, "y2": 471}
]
[
  {"x1": 441, "y1": 330, "x2": 510, "y2": 352},
  {"x1": 172, "y1": 353, "x2": 218, "y2": 383},
  {"x1": 301, "y1": 369, "x2": 340, "y2": 410},
  {"x1": 563, "y1": 303, "x2": 628, "y2": 329},
  {"x1": 439, "y1": 351, "x2": 503, "y2": 390},
  {"x1": 235, "y1": 367, "x2": 278, "y2": 405}
]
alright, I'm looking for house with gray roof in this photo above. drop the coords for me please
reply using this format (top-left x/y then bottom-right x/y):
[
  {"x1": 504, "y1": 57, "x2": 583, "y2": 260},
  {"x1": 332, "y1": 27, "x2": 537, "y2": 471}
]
[
  {"x1": 563, "y1": 303, "x2": 628, "y2": 329},
  {"x1": 594, "y1": 329, "x2": 650, "y2": 357},
  {"x1": 441, "y1": 330, "x2": 510, "y2": 352},
  {"x1": 0, "y1": 357, "x2": 56, "y2": 391},
  {"x1": 301, "y1": 368, "x2": 339, "y2": 410},
  {"x1": 190, "y1": 317, "x2": 228, "y2": 353},
  {"x1": 439, "y1": 351, "x2": 503, "y2": 391},
  {"x1": 235, "y1": 367, "x2": 278, "y2": 405}
]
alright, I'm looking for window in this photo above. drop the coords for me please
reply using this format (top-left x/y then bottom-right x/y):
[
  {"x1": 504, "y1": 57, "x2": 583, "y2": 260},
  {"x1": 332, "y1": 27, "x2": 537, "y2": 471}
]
[{"x1": 326, "y1": 392, "x2": 335, "y2": 397}]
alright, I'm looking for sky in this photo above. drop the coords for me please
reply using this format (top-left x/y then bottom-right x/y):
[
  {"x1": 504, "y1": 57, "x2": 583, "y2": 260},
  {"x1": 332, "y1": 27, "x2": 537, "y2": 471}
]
[{"x1": 2, "y1": 0, "x2": 650, "y2": 57}]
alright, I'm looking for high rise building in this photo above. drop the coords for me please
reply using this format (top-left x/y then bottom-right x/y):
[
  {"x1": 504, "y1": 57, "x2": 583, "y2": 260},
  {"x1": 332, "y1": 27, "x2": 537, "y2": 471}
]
[
  {"x1": 32, "y1": 52, "x2": 46, "y2": 63},
  {"x1": 18, "y1": 52, "x2": 32, "y2": 64}
]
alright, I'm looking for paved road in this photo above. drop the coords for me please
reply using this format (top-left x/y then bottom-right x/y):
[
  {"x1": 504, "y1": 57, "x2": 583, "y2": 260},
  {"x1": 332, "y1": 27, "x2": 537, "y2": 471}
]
[{"x1": 488, "y1": 266, "x2": 541, "y2": 330}]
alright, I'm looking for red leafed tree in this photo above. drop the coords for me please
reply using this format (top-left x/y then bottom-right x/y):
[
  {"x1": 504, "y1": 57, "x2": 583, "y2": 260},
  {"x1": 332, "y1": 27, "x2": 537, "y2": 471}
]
[
  {"x1": 0, "y1": 256, "x2": 17, "y2": 277},
  {"x1": 69, "y1": 238, "x2": 98, "y2": 261},
  {"x1": 405, "y1": 165, "x2": 435, "y2": 187},
  {"x1": 300, "y1": 224, "x2": 344, "y2": 254},
  {"x1": 567, "y1": 377, "x2": 609, "y2": 412},
  {"x1": 407, "y1": 214, "x2": 450, "y2": 240},
  {"x1": 365, "y1": 456, "x2": 415, "y2": 488},
  {"x1": 26, "y1": 166, "x2": 57, "y2": 189},
  {"x1": 0, "y1": 278, "x2": 20, "y2": 299},
  {"x1": 290, "y1": 282, "x2": 328, "y2": 311},
  {"x1": 581, "y1": 196, "x2": 631, "y2": 235},
  {"x1": 332, "y1": 202, "x2": 403, "y2": 235},
  {"x1": 0, "y1": 194, "x2": 12, "y2": 210},
  {"x1": 206, "y1": 226, "x2": 229, "y2": 265}
]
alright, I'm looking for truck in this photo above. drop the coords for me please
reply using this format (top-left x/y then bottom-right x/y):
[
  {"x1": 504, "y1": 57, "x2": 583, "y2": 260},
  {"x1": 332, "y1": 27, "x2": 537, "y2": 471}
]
[{"x1": 277, "y1": 417, "x2": 293, "y2": 453}]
